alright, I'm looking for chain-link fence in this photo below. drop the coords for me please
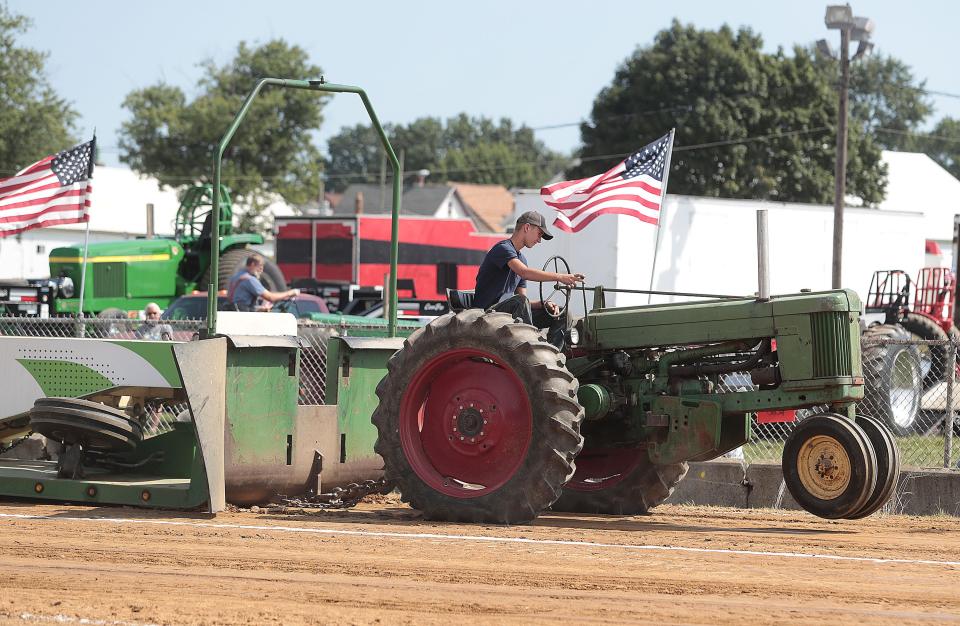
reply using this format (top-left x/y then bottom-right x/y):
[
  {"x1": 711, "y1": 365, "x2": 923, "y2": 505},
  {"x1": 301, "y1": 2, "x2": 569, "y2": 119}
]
[
  {"x1": 739, "y1": 336, "x2": 960, "y2": 470},
  {"x1": 4, "y1": 316, "x2": 958, "y2": 469}
]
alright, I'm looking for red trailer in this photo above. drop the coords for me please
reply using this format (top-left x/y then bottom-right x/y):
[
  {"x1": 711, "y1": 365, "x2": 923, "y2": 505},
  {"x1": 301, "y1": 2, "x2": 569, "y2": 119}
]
[{"x1": 275, "y1": 215, "x2": 505, "y2": 300}]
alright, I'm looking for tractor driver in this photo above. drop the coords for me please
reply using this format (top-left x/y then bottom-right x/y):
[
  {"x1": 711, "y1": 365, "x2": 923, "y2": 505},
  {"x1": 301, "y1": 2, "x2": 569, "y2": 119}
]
[
  {"x1": 474, "y1": 210, "x2": 584, "y2": 348},
  {"x1": 227, "y1": 254, "x2": 299, "y2": 312}
]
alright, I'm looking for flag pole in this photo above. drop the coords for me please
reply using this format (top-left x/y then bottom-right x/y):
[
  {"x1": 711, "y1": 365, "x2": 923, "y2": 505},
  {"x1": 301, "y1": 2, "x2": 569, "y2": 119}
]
[
  {"x1": 646, "y1": 128, "x2": 676, "y2": 304},
  {"x1": 76, "y1": 133, "x2": 96, "y2": 321},
  {"x1": 76, "y1": 219, "x2": 91, "y2": 319}
]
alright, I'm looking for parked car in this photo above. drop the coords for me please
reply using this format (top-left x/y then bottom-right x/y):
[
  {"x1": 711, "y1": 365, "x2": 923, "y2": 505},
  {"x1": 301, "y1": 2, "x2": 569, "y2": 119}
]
[{"x1": 160, "y1": 293, "x2": 329, "y2": 320}]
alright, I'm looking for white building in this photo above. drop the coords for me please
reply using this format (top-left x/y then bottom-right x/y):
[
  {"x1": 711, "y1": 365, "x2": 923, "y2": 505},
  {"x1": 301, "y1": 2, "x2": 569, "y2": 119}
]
[{"x1": 878, "y1": 150, "x2": 960, "y2": 267}]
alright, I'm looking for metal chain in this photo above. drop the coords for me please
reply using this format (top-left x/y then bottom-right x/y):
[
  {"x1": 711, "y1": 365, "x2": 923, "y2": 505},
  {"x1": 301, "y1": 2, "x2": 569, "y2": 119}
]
[
  {"x1": 0, "y1": 433, "x2": 33, "y2": 456},
  {"x1": 273, "y1": 478, "x2": 390, "y2": 510}
]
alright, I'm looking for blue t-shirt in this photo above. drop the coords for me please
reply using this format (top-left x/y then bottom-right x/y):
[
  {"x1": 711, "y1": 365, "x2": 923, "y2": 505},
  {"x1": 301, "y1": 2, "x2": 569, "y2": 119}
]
[
  {"x1": 228, "y1": 269, "x2": 266, "y2": 310},
  {"x1": 474, "y1": 239, "x2": 527, "y2": 309}
]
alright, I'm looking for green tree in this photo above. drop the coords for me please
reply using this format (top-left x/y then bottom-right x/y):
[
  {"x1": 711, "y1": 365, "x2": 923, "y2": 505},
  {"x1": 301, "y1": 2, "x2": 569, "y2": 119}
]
[
  {"x1": 0, "y1": 3, "x2": 78, "y2": 175},
  {"x1": 819, "y1": 50, "x2": 933, "y2": 151},
  {"x1": 118, "y1": 40, "x2": 326, "y2": 232},
  {"x1": 574, "y1": 21, "x2": 887, "y2": 205},
  {"x1": 323, "y1": 114, "x2": 565, "y2": 192},
  {"x1": 919, "y1": 117, "x2": 960, "y2": 179}
]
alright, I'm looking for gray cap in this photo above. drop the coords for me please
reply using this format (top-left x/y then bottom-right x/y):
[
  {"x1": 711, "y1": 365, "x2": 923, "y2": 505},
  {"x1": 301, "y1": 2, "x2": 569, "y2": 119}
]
[{"x1": 515, "y1": 210, "x2": 554, "y2": 240}]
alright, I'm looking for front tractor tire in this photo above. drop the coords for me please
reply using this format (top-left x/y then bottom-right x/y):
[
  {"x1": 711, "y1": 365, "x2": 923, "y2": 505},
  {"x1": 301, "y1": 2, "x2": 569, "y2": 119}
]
[
  {"x1": 372, "y1": 310, "x2": 585, "y2": 524},
  {"x1": 782, "y1": 413, "x2": 878, "y2": 519}
]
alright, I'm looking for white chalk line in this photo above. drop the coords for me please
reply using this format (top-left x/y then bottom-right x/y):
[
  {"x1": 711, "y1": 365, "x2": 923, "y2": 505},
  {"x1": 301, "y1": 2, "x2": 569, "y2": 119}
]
[
  {"x1": 13, "y1": 612, "x2": 158, "y2": 626},
  {"x1": 1, "y1": 512, "x2": 958, "y2": 568}
]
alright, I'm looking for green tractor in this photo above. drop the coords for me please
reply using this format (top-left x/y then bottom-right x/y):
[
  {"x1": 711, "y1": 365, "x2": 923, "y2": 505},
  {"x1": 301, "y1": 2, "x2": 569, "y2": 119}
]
[
  {"x1": 44, "y1": 184, "x2": 286, "y2": 316},
  {"x1": 370, "y1": 266, "x2": 898, "y2": 524}
]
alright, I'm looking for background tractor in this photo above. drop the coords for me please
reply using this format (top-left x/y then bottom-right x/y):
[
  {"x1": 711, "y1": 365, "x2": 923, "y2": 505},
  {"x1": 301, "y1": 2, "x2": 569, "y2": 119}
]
[
  {"x1": 861, "y1": 269, "x2": 959, "y2": 435},
  {"x1": 0, "y1": 184, "x2": 286, "y2": 318},
  {"x1": 371, "y1": 257, "x2": 897, "y2": 524}
]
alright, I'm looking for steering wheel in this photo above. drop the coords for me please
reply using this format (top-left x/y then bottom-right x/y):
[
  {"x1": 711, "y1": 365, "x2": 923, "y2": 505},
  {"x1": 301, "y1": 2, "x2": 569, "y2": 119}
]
[
  {"x1": 273, "y1": 297, "x2": 295, "y2": 313},
  {"x1": 539, "y1": 255, "x2": 573, "y2": 319}
]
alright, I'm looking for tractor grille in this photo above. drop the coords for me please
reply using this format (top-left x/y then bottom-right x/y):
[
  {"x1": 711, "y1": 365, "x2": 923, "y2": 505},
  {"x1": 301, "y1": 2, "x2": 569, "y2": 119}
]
[
  {"x1": 810, "y1": 311, "x2": 853, "y2": 377},
  {"x1": 93, "y1": 262, "x2": 126, "y2": 298}
]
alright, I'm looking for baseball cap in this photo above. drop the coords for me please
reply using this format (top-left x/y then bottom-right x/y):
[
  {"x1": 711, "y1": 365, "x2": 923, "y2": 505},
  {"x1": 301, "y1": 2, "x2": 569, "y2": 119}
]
[{"x1": 516, "y1": 211, "x2": 554, "y2": 240}]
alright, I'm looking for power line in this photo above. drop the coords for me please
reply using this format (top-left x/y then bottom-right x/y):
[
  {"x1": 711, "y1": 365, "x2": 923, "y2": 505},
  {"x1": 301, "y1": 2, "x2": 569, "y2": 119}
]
[{"x1": 875, "y1": 126, "x2": 960, "y2": 144}]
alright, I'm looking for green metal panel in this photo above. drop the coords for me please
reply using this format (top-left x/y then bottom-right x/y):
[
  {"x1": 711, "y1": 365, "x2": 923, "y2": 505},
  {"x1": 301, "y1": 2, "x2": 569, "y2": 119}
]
[
  {"x1": 324, "y1": 337, "x2": 400, "y2": 465},
  {"x1": 224, "y1": 346, "x2": 298, "y2": 466},
  {"x1": 335, "y1": 345, "x2": 395, "y2": 465},
  {"x1": 647, "y1": 397, "x2": 724, "y2": 465}
]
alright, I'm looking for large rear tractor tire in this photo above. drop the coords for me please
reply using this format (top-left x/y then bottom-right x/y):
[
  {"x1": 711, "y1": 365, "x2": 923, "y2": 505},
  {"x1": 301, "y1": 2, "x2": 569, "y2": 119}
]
[
  {"x1": 899, "y1": 313, "x2": 949, "y2": 389},
  {"x1": 200, "y1": 247, "x2": 287, "y2": 293},
  {"x1": 372, "y1": 310, "x2": 585, "y2": 524},
  {"x1": 860, "y1": 324, "x2": 922, "y2": 436},
  {"x1": 551, "y1": 447, "x2": 688, "y2": 515}
]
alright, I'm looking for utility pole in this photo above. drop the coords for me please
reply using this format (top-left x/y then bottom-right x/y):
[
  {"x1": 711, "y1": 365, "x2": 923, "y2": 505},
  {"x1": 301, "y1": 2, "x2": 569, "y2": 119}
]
[
  {"x1": 832, "y1": 25, "x2": 850, "y2": 289},
  {"x1": 822, "y1": 4, "x2": 874, "y2": 289}
]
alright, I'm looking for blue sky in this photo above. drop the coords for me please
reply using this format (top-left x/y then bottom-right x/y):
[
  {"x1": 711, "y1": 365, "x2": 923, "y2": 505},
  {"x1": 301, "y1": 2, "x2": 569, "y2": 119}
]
[{"x1": 8, "y1": 0, "x2": 959, "y2": 168}]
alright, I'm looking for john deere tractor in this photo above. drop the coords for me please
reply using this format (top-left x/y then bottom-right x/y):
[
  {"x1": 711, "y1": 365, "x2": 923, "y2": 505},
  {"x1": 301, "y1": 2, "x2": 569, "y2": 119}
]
[
  {"x1": 371, "y1": 261, "x2": 897, "y2": 524},
  {"x1": 7, "y1": 184, "x2": 285, "y2": 317}
]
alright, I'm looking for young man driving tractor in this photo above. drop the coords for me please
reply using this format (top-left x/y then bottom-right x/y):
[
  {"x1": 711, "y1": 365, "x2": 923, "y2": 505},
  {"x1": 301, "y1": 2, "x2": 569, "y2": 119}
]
[{"x1": 474, "y1": 211, "x2": 585, "y2": 348}]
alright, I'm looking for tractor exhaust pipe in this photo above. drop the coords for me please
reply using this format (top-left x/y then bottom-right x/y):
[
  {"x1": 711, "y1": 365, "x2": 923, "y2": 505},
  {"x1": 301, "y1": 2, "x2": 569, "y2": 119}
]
[
  {"x1": 146, "y1": 203, "x2": 155, "y2": 239},
  {"x1": 757, "y1": 209, "x2": 770, "y2": 301}
]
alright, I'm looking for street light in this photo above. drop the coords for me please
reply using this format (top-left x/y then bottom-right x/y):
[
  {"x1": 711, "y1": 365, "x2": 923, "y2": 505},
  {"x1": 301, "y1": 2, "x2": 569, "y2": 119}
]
[{"x1": 821, "y1": 4, "x2": 874, "y2": 289}]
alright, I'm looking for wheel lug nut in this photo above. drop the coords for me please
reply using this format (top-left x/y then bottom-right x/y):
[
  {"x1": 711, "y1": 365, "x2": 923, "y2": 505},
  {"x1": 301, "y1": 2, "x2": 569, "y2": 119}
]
[
  {"x1": 460, "y1": 436, "x2": 464, "y2": 441},
  {"x1": 479, "y1": 431, "x2": 484, "y2": 436},
  {"x1": 483, "y1": 419, "x2": 488, "y2": 425},
  {"x1": 470, "y1": 438, "x2": 475, "y2": 443}
]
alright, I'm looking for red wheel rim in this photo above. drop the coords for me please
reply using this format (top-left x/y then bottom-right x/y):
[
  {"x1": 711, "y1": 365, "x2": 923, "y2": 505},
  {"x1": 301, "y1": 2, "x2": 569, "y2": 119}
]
[
  {"x1": 565, "y1": 447, "x2": 645, "y2": 492},
  {"x1": 399, "y1": 348, "x2": 532, "y2": 498}
]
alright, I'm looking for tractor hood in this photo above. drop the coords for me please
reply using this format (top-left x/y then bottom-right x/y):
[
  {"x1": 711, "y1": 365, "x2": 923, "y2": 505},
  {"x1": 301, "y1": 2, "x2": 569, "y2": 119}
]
[{"x1": 49, "y1": 239, "x2": 187, "y2": 311}]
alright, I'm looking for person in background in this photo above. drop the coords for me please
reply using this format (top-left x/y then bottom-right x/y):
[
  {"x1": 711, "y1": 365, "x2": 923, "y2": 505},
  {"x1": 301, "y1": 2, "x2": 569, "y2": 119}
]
[
  {"x1": 227, "y1": 254, "x2": 299, "y2": 312},
  {"x1": 135, "y1": 302, "x2": 174, "y2": 340}
]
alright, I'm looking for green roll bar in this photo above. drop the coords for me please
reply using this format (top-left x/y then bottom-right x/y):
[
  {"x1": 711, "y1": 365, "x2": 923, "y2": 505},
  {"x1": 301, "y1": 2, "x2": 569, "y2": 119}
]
[{"x1": 207, "y1": 78, "x2": 401, "y2": 337}]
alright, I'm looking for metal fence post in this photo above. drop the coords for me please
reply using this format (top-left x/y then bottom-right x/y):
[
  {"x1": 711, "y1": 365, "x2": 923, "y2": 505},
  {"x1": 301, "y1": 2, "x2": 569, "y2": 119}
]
[{"x1": 945, "y1": 339, "x2": 956, "y2": 468}]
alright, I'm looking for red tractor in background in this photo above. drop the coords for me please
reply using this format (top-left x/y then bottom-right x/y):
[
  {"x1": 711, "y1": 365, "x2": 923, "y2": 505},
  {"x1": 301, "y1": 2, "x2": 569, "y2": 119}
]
[{"x1": 861, "y1": 268, "x2": 958, "y2": 435}]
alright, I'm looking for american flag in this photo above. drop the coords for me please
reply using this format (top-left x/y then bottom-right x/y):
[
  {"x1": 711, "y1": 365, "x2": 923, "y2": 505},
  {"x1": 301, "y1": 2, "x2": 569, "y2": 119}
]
[
  {"x1": 0, "y1": 139, "x2": 95, "y2": 238},
  {"x1": 541, "y1": 130, "x2": 674, "y2": 233}
]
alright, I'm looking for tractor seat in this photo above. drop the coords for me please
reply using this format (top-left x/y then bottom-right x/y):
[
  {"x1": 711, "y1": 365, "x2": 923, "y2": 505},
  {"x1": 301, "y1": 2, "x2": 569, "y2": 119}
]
[{"x1": 446, "y1": 289, "x2": 475, "y2": 312}]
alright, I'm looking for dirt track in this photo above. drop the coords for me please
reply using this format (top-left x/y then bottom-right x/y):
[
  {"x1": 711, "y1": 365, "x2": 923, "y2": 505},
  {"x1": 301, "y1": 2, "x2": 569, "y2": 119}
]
[{"x1": 1, "y1": 498, "x2": 959, "y2": 625}]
